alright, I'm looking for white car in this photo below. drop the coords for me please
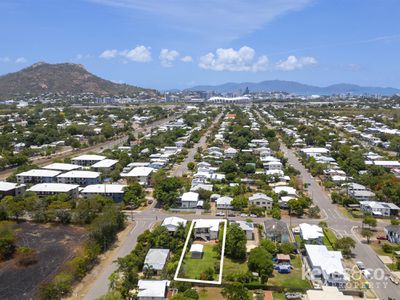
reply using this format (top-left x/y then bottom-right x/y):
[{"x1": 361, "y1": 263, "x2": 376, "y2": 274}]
[
  {"x1": 362, "y1": 269, "x2": 371, "y2": 279},
  {"x1": 356, "y1": 261, "x2": 365, "y2": 270},
  {"x1": 216, "y1": 212, "x2": 225, "y2": 216},
  {"x1": 240, "y1": 213, "x2": 248, "y2": 217}
]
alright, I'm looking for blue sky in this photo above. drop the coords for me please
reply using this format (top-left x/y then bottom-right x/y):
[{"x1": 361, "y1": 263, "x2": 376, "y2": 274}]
[{"x1": 0, "y1": 0, "x2": 399, "y2": 90}]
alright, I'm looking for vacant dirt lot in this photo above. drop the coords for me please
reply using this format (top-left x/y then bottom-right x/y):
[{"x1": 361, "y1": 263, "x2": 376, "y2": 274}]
[{"x1": 0, "y1": 222, "x2": 87, "y2": 300}]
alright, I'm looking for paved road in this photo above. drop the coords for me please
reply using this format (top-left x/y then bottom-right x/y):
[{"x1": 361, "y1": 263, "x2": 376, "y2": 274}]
[
  {"x1": 173, "y1": 113, "x2": 223, "y2": 177},
  {"x1": 280, "y1": 133, "x2": 399, "y2": 300},
  {"x1": 83, "y1": 219, "x2": 155, "y2": 300}
]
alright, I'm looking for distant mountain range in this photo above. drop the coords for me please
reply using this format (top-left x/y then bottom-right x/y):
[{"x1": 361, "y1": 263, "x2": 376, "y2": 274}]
[
  {"x1": 0, "y1": 62, "x2": 156, "y2": 99},
  {"x1": 186, "y1": 80, "x2": 400, "y2": 96}
]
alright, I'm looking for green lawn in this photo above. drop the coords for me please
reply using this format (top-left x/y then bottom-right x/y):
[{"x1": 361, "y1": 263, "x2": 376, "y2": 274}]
[
  {"x1": 272, "y1": 292, "x2": 286, "y2": 300},
  {"x1": 223, "y1": 257, "x2": 248, "y2": 275},
  {"x1": 323, "y1": 228, "x2": 337, "y2": 250},
  {"x1": 267, "y1": 255, "x2": 311, "y2": 289},
  {"x1": 181, "y1": 244, "x2": 219, "y2": 280}
]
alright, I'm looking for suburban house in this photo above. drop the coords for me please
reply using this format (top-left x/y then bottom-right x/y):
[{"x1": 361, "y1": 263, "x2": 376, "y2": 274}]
[
  {"x1": 193, "y1": 219, "x2": 221, "y2": 241},
  {"x1": 249, "y1": 193, "x2": 273, "y2": 209},
  {"x1": 299, "y1": 223, "x2": 324, "y2": 244},
  {"x1": 360, "y1": 201, "x2": 400, "y2": 217},
  {"x1": 235, "y1": 221, "x2": 254, "y2": 240},
  {"x1": 16, "y1": 169, "x2": 61, "y2": 184},
  {"x1": 300, "y1": 147, "x2": 330, "y2": 158},
  {"x1": 305, "y1": 244, "x2": 347, "y2": 287},
  {"x1": 80, "y1": 184, "x2": 127, "y2": 202},
  {"x1": 161, "y1": 217, "x2": 187, "y2": 232},
  {"x1": 70, "y1": 154, "x2": 106, "y2": 166},
  {"x1": 143, "y1": 249, "x2": 170, "y2": 275},
  {"x1": 137, "y1": 280, "x2": 169, "y2": 300},
  {"x1": 385, "y1": 225, "x2": 400, "y2": 244},
  {"x1": 343, "y1": 182, "x2": 376, "y2": 201},
  {"x1": 57, "y1": 171, "x2": 100, "y2": 186},
  {"x1": 0, "y1": 181, "x2": 26, "y2": 198},
  {"x1": 216, "y1": 196, "x2": 233, "y2": 210},
  {"x1": 120, "y1": 167, "x2": 154, "y2": 186},
  {"x1": 180, "y1": 192, "x2": 200, "y2": 208},
  {"x1": 224, "y1": 147, "x2": 238, "y2": 158},
  {"x1": 91, "y1": 159, "x2": 118, "y2": 172},
  {"x1": 273, "y1": 186, "x2": 297, "y2": 196},
  {"x1": 264, "y1": 219, "x2": 290, "y2": 243},
  {"x1": 27, "y1": 183, "x2": 79, "y2": 198}
]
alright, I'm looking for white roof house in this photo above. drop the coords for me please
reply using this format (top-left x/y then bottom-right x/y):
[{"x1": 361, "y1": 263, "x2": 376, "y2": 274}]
[
  {"x1": 273, "y1": 186, "x2": 297, "y2": 196},
  {"x1": 301, "y1": 147, "x2": 330, "y2": 156},
  {"x1": 307, "y1": 286, "x2": 354, "y2": 300},
  {"x1": 57, "y1": 171, "x2": 100, "y2": 179},
  {"x1": 181, "y1": 192, "x2": 199, "y2": 202},
  {"x1": 144, "y1": 249, "x2": 170, "y2": 272},
  {"x1": 27, "y1": 183, "x2": 79, "y2": 195},
  {"x1": 216, "y1": 196, "x2": 233, "y2": 209},
  {"x1": 71, "y1": 154, "x2": 106, "y2": 162},
  {"x1": 305, "y1": 244, "x2": 346, "y2": 286},
  {"x1": 121, "y1": 167, "x2": 154, "y2": 177},
  {"x1": 17, "y1": 169, "x2": 61, "y2": 178},
  {"x1": 360, "y1": 201, "x2": 400, "y2": 216},
  {"x1": 161, "y1": 217, "x2": 187, "y2": 232},
  {"x1": 0, "y1": 181, "x2": 24, "y2": 192},
  {"x1": 137, "y1": 280, "x2": 169, "y2": 300},
  {"x1": 91, "y1": 159, "x2": 118, "y2": 169},
  {"x1": 194, "y1": 219, "x2": 221, "y2": 232},
  {"x1": 299, "y1": 223, "x2": 324, "y2": 243},
  {"x1": 43, "y1": 163, "x2": 82, "y2": 171},
  {"x1": 81, "y1": 184, "x2": 126, "y2": 194}
]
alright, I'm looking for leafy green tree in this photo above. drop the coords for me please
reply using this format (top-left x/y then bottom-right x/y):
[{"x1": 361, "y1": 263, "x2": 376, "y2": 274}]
[
  {"x1": 231, "y1": 195, "x2": 248, "y2": 211},
  {"x1": 361, "y1": 228, "x2": 373, "y2": 244},
  {"x1": 221, "y1": 283, "x2": 250, "y2": 300},
  {"x1": 334, "y1": 237, "x2": 355, "y2": 257},
  {"x1": 363, "y1": 216, "x2": 377, "y2": 229},
  {"x1": 123, "y1": 182, "x2": 145, "y2": 207},
  {"x1": 219, "y1": 160, "x2": 238, "y2": 174},
  {"x1": 260, "y1": 239, "x2": 277, "y2": 255},
  {"x1": 247, "y1": 247, "x2": 273, "y2": 283},
  {"x1": 0, "y1": 221, "x2": 16, "y2": 260},
  {"x1": 279, "y1": 242, "x2": 295, "y2": 255},
  {"x1": 225, "y1": 224, "x2": 247, "y2": 260}
]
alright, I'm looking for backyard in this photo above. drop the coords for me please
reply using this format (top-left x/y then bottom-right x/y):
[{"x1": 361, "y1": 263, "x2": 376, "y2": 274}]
[
  {"x1": 181, "y1": 244, "x2": 220, "y2": 281},
  {"x1": 268, "y1": 255, "x2": 311, "y2": 289}
]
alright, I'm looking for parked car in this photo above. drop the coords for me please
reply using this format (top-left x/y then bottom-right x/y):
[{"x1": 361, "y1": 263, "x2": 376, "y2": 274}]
[
  {"x1": 377, "y1": 236, "x2": 387, "y2": 240},
  {"x1": 240, "y1": 213, "x2": 248, "y2": 217},
  {"x1": 390, "y1": 275, "x2": 400, "y2": 285},
  {"x1": 362, "y1": 269, "x2": 371, "y2": 279},
  {"x1": 249, "y1": 214, "x2": 257, "y2": 218},
  {"x1": 216, "y1": 212, "x2": 225, "y2": 216},
  {"x1": 356, "y1": 261, "x2": 365, "y2": 270}
]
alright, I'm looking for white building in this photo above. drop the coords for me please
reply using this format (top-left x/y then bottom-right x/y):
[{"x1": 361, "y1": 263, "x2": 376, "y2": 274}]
[
  {"x1": 42, "y1": 163, "x2": 82, "y2": 172},
  {"x1": 80, "y1": 184, "x2": 126, "y2": 202},
  {"x1": 235, "y1": 221, "x2": 254, "y2": 240},
  {"x1": 161, "y1": 217, "x2": 187, "y2": 232},
  {"x1": 0, "y1": 181, "x2": 26, "y2": 198},
  {"x1": 249, "y1": 193, "x2": 273, "y2": 209},
  {"x1": 306, "y1": 286, "x2": 354, "y2": 300},
  {"x1": 143, "y1": 249, "x2": 170, "y2": 275},
  {"x1": 216, "y1": 196, "x2": 233, "y2": 210},
  {"x1": 181, "y1": 192, "x2": 200, "y2": 208},
  {"x1": 120, "y1": 167, "x2": 154, "y2": 186},
  {"x1": 27, "y1": 183, "x2": 79, "y2": 198},
  {"x1": 71, "y1": 154, "x2": 106, "y2": 166},
  {"x1": 91, "y1": 159, "x2": 118, "y2": 172},
  {"x1": 57, "y1": 170, "x2": 100, "y2": 186},
  {"x1": 360, "y1": 201, "x2": 400, "y2": 217},
  {"x1": 193, "y1": 219, "x2": 221, "y2": 240},
  {"x1": 16, "y1": 169, "x2": 61, "y2": 184},
  {"x1": 305, "y1": 244, "x2": 346, "y2": 287},
  {"x1": 299, "y1": 223, "x2": 324, "y2": 244},
  {"x1": 137, "y1": 280, "x2": 169, "y2": 300}
]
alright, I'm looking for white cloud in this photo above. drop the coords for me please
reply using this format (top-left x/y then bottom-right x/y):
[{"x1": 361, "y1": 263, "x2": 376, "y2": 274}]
[
  {"x1": 159, "y1": 49, "x2": 180, "y2": 67},
  {"x1": 99, "y1": 46, "x2": 152, "y2": 62},
  {"x1": 181, "y1": 55, "x2": 193, "y2": 63},
  {"x1": 90, "y1": 0, "x2": 313, "y2": 41},
  {"x1": 15, "y1": 57, "x2": 27, "y2": 64},
  {"x1": 120, "y1": 45, "x2": 152, "y2": 62},
  {"x1": 0, "y1": 56, "x2": 11, "y2": 63},
  {"x1": 199, "y1": 46, "x2": 268, "y2": 72},
  {"x1": 275, "y1": 55, "x2": 317, "y2": 71},
  {"x1": 100, "y1": 49, "x2": 118, "y2": 59}
]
